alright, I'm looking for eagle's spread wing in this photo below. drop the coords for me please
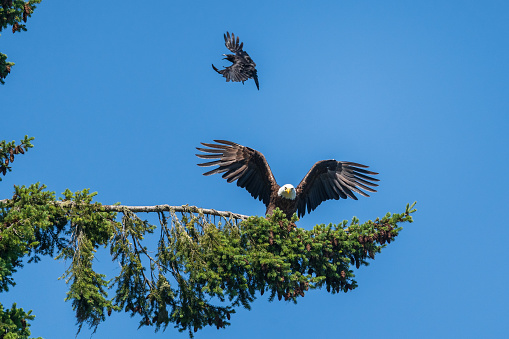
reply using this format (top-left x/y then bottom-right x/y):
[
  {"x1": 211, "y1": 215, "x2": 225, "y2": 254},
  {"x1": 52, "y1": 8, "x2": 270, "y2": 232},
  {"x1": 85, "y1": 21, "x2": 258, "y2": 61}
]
[
  {"x1": 196, "y1": 140, "x2": 277, "y2": 206},
  {"x1": 212, "y1": 32, "x2": 259, "y2": 90},
  {"x1": 224, "y1": 31, "x2": 243, "y2": 54},
  {"x1": 295, "y1": 160, "x2": 379, "y2": 218}
]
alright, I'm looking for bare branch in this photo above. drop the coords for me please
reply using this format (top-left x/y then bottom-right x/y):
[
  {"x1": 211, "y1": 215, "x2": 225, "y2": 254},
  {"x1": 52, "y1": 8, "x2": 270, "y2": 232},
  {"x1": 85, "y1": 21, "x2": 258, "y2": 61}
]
[{"x1": 0, "y1": 199, "x2": 249, "y2": 220}]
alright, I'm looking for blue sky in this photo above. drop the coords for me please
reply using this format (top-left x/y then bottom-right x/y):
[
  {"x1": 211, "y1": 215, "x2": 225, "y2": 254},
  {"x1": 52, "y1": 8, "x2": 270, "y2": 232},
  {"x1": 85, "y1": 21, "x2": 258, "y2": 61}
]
[{"x1": 2, "y1": 0, "x2": 509, "y2": 338}]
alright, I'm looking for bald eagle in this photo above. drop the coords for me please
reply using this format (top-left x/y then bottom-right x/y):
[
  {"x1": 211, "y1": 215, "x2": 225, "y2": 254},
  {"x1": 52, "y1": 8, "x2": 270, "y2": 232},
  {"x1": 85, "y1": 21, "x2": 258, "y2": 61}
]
[
  {"x1": 196, "y1": 140, "x2": 379, "y2": 219},
  {"x1": 212, "y1": 32, "x2": 259, "y2": 90}
]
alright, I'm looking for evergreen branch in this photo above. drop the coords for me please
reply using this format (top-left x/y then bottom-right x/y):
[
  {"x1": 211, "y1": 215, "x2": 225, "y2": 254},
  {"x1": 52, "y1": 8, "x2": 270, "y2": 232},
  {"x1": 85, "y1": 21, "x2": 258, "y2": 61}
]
[
  {"x1": 0, "y1": 135, "x2": 34, "y2": 181},
  {"x1": 0, "y1": 52, "x2": 13, "y2": 84},
  {"x1": 0, "y1": 0, "x2": 42, "y2": 84},
  {"x1": 1, "y1": 183, "x2": 417, "y2": 337}
]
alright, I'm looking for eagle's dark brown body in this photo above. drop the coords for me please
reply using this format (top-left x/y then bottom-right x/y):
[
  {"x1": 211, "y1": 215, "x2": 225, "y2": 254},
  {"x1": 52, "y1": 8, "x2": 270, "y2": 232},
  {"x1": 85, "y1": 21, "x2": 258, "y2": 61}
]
[
  {"x1": 196, "y1": 140, "x2": 379, "y2": 220},
  {"x1": 266, "y1": 194, "x2": 298, "y2": 218}
]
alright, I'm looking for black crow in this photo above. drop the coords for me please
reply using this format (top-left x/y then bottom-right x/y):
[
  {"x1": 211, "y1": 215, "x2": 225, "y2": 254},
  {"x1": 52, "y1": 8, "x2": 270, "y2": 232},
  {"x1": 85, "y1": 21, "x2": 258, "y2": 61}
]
[{"x1": 212, "y1": 32, "x2": 259, "y2": 90}]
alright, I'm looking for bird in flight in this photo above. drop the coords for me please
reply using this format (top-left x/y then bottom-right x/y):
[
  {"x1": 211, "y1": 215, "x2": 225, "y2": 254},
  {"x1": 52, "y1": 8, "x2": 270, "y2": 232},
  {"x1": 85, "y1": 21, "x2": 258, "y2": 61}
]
[
  {"x1": 196, "y1": 140, "x2": 379, "y2": 219},
  {"x1": 212, "y1": 32, "x2": 259, "y2": 90}
]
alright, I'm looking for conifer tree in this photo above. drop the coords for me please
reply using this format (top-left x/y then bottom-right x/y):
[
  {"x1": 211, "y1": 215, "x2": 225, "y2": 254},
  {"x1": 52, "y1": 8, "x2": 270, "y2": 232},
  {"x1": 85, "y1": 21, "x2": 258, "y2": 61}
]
[
  {"x1": 0, "y1": 0, "x2": 41, "y2": 84},
  {"x1": 0, "y1": 137, "x2": 416, "y2": 338}
]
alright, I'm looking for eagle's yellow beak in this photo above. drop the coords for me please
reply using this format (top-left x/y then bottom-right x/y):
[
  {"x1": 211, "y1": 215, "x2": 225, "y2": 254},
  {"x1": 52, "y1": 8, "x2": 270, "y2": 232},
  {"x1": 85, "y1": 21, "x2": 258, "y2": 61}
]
[{"x1": 286, "y1": 187, "x2": 290, "y2": 194}]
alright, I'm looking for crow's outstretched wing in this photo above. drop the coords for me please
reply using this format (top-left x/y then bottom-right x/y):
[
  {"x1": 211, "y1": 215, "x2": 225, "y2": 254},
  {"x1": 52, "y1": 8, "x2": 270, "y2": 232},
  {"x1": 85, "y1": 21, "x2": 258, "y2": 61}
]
[
  {"x1": 212, "y1": 63, "x2": 255, "y2": 85},
  {"x1": 295, "y1": 160, "x2": 379, "y2": 218},
  {"x1": 224, "y1": 31, "x2": 243, "y2": 54}
]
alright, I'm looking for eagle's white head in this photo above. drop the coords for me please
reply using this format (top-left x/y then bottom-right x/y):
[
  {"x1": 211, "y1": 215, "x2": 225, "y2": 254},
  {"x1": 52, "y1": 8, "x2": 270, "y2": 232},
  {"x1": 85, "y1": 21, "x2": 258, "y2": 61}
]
[{"x1": 278, "y1": 184, "x2": 296, "y2": 200}]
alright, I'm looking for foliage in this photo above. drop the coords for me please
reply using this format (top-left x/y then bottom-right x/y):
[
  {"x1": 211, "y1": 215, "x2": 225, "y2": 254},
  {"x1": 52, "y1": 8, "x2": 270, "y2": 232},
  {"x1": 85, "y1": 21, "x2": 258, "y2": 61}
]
[
  {"x1": 0, "y1": 303, "x2": 40, "y2": 339},
  {"x1": 56, "y1": 189, "x2": 119, "y2": 334},
  {"x1": 1, "y1": 179, "x2": 416, "y2": 337},
  {"x1": 0, "y1": 0, "x2": 42, "y2": 84},
  {"x1": 127, "y1": 204, "x2": 415, "y2": 337},
  {"x1": 0, "y1": 52, "x2": 13, "y2": 84},
  {"x1": 0, "y1": 136, "x2": 34, "y2": 181},
  {"x1": 0, "y1": 181, "x2": 66, "y2": 338},
  {"x1": 0, "y1": 179, "x2": 117, "y2": 338}
]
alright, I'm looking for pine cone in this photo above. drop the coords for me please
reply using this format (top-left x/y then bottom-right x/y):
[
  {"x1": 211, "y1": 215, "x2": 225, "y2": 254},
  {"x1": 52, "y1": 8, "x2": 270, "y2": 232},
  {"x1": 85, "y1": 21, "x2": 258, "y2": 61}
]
[{"x1": 24, "y1": 2, "x2": 32, "y2": 15}]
